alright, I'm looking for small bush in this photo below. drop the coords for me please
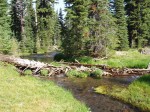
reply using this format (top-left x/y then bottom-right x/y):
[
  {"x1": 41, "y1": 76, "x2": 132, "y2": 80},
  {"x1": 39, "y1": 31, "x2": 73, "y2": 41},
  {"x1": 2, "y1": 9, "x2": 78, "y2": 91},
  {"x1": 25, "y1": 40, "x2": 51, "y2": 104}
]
[
  {"x1": 91, "y1": 68, "x2": 103, "y2": 78},
  {"x1": 77, "y1": 56, "x2": 94, "y2": 64},
  {"x1": 24, "y1": 70, "x2": 32, "y2": 75},
  {"x1": 54, "y1": 53, "x2": 66, "y2": 61},
  {"x1": 66, "y1": 69, "x2": 89, "y2": 78},
  {"x1": 41, "y1": 69, "x2": 49, "y2": 76}
]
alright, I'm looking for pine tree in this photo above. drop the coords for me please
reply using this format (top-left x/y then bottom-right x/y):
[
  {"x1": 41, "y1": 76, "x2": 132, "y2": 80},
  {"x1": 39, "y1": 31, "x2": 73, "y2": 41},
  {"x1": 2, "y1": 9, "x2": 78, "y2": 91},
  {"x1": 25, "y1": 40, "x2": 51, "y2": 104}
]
[
  {"x1": 88, "y1": 0, "x2": 118, "y2": 57},
  {"x1": 126, "y1": 0, "x2": 150, "y2": 48},
  {"x1": 10, "y1": 0, "x2": 25, "y2": 41},
  {"x1": 63, "y1": 0, "x2": 90, "y2": 57},
  {"x1": 36, "y1": 0, "x2": 55, "y2": 53},
  {"x1": 140, "y1": 0, "x2": 150, "y2": 46},
  {"x1": 0, "y1": 0, "x2": 12, "y2": 54},
  {"x1": 53, "y1": 12, "x2": 61, "y2": 46},
  {"x1": 58, "y1": 8, "x2": 65, "y2": 43},
  {"x1": 21, "y1": 0, "x2": 36, "y2": 53},
  {"x1": 115, "y1": 0, "x2": 129, "y2": 50},
  {"x1": 58, "y1": 8, "x2": 64, "y2": 29},
  {"x1": 0, "y1": 0, "x2": 9, "y2": 30}
]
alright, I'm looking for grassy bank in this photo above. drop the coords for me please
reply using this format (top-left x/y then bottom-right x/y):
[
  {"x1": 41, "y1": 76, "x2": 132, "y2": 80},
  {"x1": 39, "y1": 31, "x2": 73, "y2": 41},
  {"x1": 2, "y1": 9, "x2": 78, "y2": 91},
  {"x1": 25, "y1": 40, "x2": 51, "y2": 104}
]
[
  {"x1": 0, "y1": 62, "x2": 89, "y2": 112},
  {"x1": 95, "y1": 75, "x2": 150, "y2": 111},
  {"x1": 77, "y1": 50, "x2": 150, "y2": 68}
]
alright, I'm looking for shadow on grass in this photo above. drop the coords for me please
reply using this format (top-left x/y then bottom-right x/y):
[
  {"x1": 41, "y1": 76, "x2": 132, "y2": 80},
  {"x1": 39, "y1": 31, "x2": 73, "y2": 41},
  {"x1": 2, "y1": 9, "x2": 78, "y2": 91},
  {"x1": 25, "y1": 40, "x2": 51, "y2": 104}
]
[{"x1": 137, "y1": 75, "x2": 150, "y2": 85}]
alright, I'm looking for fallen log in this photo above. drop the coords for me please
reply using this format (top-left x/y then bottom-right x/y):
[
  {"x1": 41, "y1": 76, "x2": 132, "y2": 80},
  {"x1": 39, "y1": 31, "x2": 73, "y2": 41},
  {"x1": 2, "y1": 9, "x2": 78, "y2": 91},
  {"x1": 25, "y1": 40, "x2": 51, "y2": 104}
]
[
  {"x1": 59, "y1": 62, "x2": 150, "y2": 76},
  {"x1": 0, "y1": 54, "x2": 150, "y2": 77},
  {"x1": 0, "y1": 54, "x2": 66, "y2": 76},
  {"x1": 58, "y1": 62, "x2": 108, "y2": 69}
]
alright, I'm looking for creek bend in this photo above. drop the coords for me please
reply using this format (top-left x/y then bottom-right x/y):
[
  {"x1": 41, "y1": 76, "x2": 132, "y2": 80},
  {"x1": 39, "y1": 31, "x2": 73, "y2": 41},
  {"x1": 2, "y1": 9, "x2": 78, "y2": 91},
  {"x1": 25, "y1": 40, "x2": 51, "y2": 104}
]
[{"x1": 22, "y1": 53, "x2": 141, "y2": 112}]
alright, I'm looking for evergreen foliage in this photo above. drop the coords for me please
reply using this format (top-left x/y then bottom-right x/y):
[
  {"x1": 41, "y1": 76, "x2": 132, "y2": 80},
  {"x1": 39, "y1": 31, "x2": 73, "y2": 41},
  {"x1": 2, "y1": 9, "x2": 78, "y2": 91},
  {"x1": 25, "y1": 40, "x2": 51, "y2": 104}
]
[
  {"x1": 36, "y1": 0, "x2": 55, "y2": 53},
  {"x1": 115, "y1": 0, "x2": 129, "y2": 50},
  {"x1": 58, "y1": 8, "x2": 65, "y2": 43},
  {"x1": 21, "y1": 0, "x2": 36, "y2": 53},
  {"x1": 0, "y1": 0, "x2": 149, "y2": 56},
  {"x1": 53, "y1": 13, "x2": 61, "y2": 46},
  {"x1": 10, "y1": 0, "x2": 25, "y2": 41},
  {"x1": 126, "y1": 0, "x2": 150, "y2": 48},
  {"x1": 0, "y1": 0, "x2": 12, "y2": 54},
  {"x1": 87, "y1": 0, "x2": 118, "y2": 57},
  {"x1": 63, "y1": 0, "x2": 91, "y2": 57}
]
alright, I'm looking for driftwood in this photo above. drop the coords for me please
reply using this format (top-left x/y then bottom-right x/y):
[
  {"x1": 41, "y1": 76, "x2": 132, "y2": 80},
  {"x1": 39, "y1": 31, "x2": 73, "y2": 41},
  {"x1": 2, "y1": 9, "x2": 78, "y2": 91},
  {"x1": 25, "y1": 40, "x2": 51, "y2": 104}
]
[{"x1": 0, "y1": 54, "x2": 150, "y2": 77}]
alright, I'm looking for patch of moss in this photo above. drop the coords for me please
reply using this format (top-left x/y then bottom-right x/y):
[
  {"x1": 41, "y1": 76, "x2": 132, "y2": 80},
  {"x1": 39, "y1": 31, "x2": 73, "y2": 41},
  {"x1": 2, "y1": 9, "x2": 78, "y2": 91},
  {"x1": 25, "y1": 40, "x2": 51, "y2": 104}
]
[
  {"x1": 95, "y1": 85, "x2": 108, "y2": 95},
  {"x1": 66, "y1": 69, "x2": 89, "y2": 78},
  {"x1": 90, "y1": 68, "x2": 103, "y2": 78},
  {"x1": 41, "y1": 69, "x2": 49, "y2": 76},
  {"x1": 24, "y1": 69, "x2": 32, "y2": 75}
]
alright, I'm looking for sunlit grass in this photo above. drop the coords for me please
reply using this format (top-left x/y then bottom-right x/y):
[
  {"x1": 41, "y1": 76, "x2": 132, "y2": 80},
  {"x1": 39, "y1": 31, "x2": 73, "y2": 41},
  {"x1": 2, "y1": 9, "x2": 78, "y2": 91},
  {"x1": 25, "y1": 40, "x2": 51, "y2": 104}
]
[
  {"x1": 76, "y1": 50, "x2": 150, "y2": 68},
  {"x1": 95, "y1": 74, "x2": 150, "y2": 111},
  {"x1": 111, "y1": 75, "x2": 150, "y2": 111},
  {"x1": 66, "y1": 69, "x2": 89, "y2": 78},
  {"x1": 0, "y1": 62, "x2": 89, "y2": 112}
]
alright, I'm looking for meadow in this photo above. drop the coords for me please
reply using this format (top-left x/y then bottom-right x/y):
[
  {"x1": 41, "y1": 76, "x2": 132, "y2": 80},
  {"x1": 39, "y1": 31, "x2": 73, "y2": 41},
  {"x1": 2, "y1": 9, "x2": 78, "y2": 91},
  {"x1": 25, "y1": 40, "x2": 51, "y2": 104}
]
[{"x1": 0, "y1": 62, "x2": 89, "y2": 112}]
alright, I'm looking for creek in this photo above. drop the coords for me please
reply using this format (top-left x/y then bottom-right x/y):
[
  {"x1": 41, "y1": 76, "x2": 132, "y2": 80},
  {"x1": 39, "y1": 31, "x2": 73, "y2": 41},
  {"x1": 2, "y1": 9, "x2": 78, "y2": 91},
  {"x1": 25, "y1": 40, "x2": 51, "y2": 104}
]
[{"x1": 22, "y1": 53, "x2": 141, "y2": 112}]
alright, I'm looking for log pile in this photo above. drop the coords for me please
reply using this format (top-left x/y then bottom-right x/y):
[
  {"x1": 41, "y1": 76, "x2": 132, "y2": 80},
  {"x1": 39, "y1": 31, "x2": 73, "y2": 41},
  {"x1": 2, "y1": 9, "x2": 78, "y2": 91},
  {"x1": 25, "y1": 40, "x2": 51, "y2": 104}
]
[
  {"x1": 59, "y1": 62, "x2": 150, "y2": 76},
  {"x1": 0, "y1": 54, "x2": 67, "y2": 76},
  {"x1": 0, "y1": 54, "x2": 150, "y2": 77}
]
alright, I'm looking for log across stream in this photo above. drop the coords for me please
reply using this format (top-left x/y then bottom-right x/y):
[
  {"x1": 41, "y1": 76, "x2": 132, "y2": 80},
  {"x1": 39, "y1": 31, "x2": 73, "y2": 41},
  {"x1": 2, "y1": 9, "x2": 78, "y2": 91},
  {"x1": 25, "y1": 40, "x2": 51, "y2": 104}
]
[{"x1": 0, "y1": 54, "x2": 150, "y2": 77}]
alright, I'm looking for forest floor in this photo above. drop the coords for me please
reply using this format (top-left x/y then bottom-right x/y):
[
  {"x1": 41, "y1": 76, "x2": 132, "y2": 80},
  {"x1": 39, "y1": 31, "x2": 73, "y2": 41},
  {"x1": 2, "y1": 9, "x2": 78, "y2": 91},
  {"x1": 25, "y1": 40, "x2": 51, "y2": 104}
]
[
  {"x1": 0, "y1": 62, "x2": 89, "y2": 112},
  {"x1": 95, "y1": 74, "x2": 150, "y2": 112}
]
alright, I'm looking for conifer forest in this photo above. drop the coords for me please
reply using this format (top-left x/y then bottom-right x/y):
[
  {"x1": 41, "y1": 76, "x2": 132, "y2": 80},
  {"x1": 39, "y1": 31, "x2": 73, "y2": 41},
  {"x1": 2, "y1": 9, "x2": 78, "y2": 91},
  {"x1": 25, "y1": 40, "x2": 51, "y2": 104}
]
[
  {"x1": 1, "y1": 0, "x2": 150, "y2": 112},
  {"x1": 0, "y1": 0, "x2": 149, "y2": 57}
]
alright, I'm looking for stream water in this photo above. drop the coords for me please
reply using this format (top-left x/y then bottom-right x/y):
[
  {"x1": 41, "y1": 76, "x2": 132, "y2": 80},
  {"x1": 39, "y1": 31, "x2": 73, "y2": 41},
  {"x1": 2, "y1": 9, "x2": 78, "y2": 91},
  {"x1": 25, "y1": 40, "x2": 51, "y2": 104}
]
[{"x1": 22, "y1": 53, "x2": 141, "y2": 112}]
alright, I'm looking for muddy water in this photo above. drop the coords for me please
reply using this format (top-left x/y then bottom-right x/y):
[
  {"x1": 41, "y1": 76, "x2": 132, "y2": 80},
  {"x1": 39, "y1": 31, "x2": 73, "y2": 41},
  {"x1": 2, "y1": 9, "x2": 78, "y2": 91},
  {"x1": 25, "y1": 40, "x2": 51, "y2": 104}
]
[
  {"x1": 48, "y1": 76, "x2": 140, "y2": 112},
  {"x1": 23, "y1": 53, "x2": 141, "y2": 112}
]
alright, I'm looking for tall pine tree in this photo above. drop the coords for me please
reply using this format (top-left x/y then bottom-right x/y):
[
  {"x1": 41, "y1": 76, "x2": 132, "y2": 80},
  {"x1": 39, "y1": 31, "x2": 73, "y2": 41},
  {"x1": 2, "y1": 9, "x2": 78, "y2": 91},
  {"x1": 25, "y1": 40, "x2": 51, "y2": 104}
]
[
  {"x1": 21, "y1": 0, "x2": 36, "y2": 53},
  {"x1": 36, "y1": 0, "x2": 55, "y2": 53},
  {"x1": 0, "y1": 0, "x2": 12, "y2": 54},
  {"x1": 63, "y1": 0, "x2": 90, "y2": 57},
  {"x1": 115, "y1": 0, "x2": 129, "y2": 50},
  {"x1": 53, "y1": 12, "x2": 61, "y2": 46},
  {"x1": 126, "y1": 0, "x2": 150, "y2": 48},
  {"x1": 10, "y1": 0, "x2": 25, "y2": 41},
  {"x1": 88, "y1": 0, "x2": 118, "y2": 57}
]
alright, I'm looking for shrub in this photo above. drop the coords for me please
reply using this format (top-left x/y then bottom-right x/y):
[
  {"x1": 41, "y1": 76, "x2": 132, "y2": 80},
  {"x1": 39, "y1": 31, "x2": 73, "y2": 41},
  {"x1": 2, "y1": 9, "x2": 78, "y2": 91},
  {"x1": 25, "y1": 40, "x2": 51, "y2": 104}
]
[
  {"x1": 54, "y1": 53, "x2": 66, "y2": 61},
  {"x1": 91, "y1": 68, "x2": 103, "y2": 78},
  {"x1": 24, "y1": 70, "x2": 32, "y2": 75},
  {"x1": 77, "y1": 56, "x2": 94, "y2": 64},
  {"x1": 41, "y1": 69, "x2": 49, "y2": 76},
  {"x1": 66, "y1": 69, "x2": 89, "y2": 78}
]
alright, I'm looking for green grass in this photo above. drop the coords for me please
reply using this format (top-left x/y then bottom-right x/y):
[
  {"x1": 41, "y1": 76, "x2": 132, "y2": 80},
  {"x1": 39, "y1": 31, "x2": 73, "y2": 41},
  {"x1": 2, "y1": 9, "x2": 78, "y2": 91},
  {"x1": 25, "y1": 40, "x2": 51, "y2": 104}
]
[
  {"x1": 40, "y1": 69, "x2": 49, "y2": 76},
  {"x1": 95, "y1": 74, "x2": 150, "y2": 111},
  {"x1": 0, "y1": 62, "x2": 89, "y2": 112},
  {"x1": 66, "y1": 69, "x2": 89, "y2": 78},
  {"x1": 90, "y1": 68, "x2": 103, "y2": 78},
  {"x1": 75, "y1": 50, "x2": 150, "y2": 68},
  {"x1": 24, "y1": 69, "x2": 32, "y2": 75}
]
